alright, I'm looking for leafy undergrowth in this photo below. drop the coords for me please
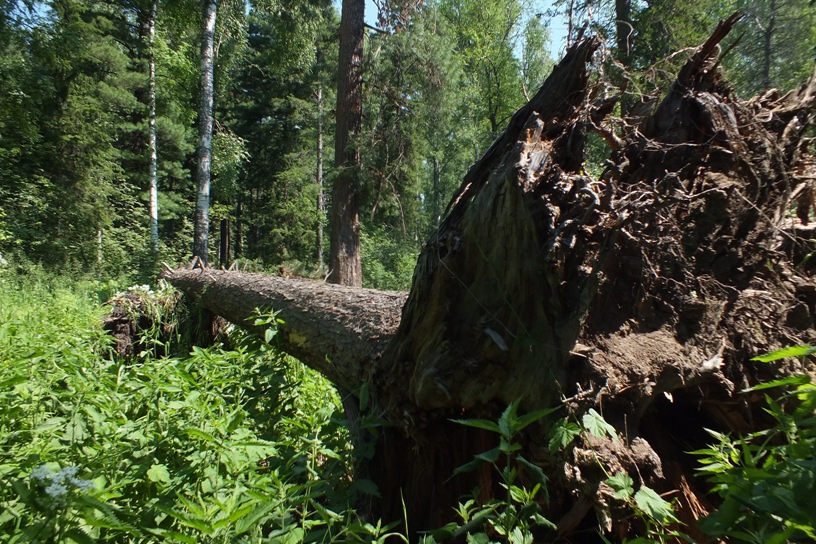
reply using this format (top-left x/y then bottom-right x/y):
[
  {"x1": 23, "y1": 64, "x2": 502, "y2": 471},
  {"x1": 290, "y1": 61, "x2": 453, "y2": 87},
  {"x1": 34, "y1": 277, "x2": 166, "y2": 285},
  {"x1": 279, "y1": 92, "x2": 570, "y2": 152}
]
[
  {"x1": 2, "y1": 269, "x2": 813, "y2": 543},
  {"x1": 0, "y1": 272, "x2": 381, "y2": 543}
]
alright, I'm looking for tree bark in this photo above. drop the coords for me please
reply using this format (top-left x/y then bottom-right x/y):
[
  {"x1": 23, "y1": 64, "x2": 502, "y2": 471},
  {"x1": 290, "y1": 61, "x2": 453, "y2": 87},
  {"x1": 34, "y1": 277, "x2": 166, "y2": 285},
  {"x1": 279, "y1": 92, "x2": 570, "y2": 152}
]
[
  {"x1": 316, "y1": 68, "x2": 325, "y2": 271},
  {"x1": 615, "y1": 0, "x2": 632, "y2": 63},
  {"x1": 148, "y1": 0, "x2": 159, "y2": 256},
  {"x1": 330, "y1": 0, "x2": 364, "y2": 287},
  {"x1": 163, "y1": 267, "x2": 405, "y2": 394},
  {"x1": 762, "y1": 0, "x2": 776, "y2": 91},
  {"x1": 219, "y1": 218, "x2": 229, "y2": 267},
  {"x1": 163, "y1": 17, "x2": 816, "y2": 540},
  {"x1": 193, "y1": 0, "x2": 217, "y2": 264}
]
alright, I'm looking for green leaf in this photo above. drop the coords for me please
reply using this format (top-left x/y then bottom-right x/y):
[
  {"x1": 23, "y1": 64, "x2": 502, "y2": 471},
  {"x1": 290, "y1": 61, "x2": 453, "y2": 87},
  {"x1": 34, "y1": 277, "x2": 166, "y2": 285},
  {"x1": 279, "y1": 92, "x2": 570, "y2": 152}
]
[
  {"x1": 498, "y1": 398, "x2": 522, "y2": 438},
  {"x1": 475, "y1": 447, "x2": 502, "y2": 464},
  {"x1": 451, "y1": 458, "x2": 485, "y2": 477},
  {"x1": 185, "y1": 428, "x2": 221, "y2": 445},
  {"x1": 64, "y1": 528, "x2": 95, "y2": 544},
  {"x1": 158, "y1": 531, "x2": 197, "y2": 544},
  {"x1": 605, "y1": 472, "x2": 634, "y2": 499},
  {"x1": 744, "y1": 374, "x2": 811, "y2": 392},
  {"x1": 751, "y1": 345, "x2": 815, "y2": 362},
  {"x1": 516, "y1": 456, "x2": 548, "y2": 488},
  {"x1": 270, "y1": 528, "x2": 304, "y2": 544},
  {"x1": 0, "y1": 375, "x2": 27, "y2": 389},
  {"x1": 450, "y1": 418, "x2": 500, "y2": 433},
  {"x1": 548, "y1": 419, "x2": 581, "y2": 452},
  {"x1": 698, "y1": 497, "x2": 741, "y2": 537},
  {"x1": 225, "y1": 411, "x2": 245, "y2": 434},
  {"x1": 582, "y1": 408, "x2": 617, "y2": 439},
  {"x1": 233, "y1": 500, "x2": 282, "y2": 534},
  {"x1": 146, "y1": 463, "x2": 171, "y2": 484},
  {"x1": 352, "y1": 478, "x2": 382, "y2": 497},
  {"x1": 359, "y1": 381, "x2": 369, "y2": 412},
  {"x1": 227, "y1": 503, "x2": 257, "y2": 523},
  {"x1": 634, "y1": 486, "x2": 675, "y2": 523},
  {"x1": 451, "y1": 447, "x2": 501, "y2": 477},
  {"x1": 515, "y1": 406, "x2": 560, "y2": 433}
]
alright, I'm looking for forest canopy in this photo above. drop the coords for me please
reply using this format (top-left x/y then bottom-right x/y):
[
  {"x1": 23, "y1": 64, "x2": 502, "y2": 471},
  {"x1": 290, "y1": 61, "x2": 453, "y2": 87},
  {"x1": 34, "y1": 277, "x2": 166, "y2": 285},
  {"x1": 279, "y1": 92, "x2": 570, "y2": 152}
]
[{"x1": 0, "y1": 0, "x2": 813, "y2": 286}]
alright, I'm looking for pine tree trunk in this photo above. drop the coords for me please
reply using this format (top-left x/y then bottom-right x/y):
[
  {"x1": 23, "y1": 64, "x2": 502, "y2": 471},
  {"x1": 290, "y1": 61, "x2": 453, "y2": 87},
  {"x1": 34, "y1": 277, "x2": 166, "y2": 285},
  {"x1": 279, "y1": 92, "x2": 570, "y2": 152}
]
[
  {"x1": 219, "y1": 218, "x2": 230, "y2": 267},
  {"x1": 762, "y1": 0, "x2": 777, "y2": 91},
  {"x1": 163, "y1": 18, "x2": 816, "y2": 540},
  {"x1": 329, "y1": 0, "x2": 364, "y2": 287},
  {"x1": 235, "y1": 199, "x2": 243, "y2": 257},
  {"x1": 193, "y1": 0, "x2": 217, "y2": 264},
  {"x1": 615, "y1": 0, "x2": 631, "y2": 62}
]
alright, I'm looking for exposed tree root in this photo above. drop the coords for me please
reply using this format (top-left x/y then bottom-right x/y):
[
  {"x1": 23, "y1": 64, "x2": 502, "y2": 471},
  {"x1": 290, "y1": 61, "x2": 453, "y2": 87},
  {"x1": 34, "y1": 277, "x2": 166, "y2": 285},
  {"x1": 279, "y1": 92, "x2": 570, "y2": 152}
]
[{"x1": 158, "y1": 15, "x2": 815, "y2": 541}]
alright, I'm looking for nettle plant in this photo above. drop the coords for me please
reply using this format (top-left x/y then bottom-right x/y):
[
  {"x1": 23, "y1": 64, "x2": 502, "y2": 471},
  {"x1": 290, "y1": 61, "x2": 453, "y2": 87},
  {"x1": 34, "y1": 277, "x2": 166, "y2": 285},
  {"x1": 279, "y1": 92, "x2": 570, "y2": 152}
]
[
  {"x1": 0, "y1": 283, "x2": 354, "y2": 543},
  {"x1": 692, "y1": 345, "x2": 816, "y2": 544},
  {"x1": 423, "y1": 400, "x2": 558, "y2": 544},
  {"x1": 425, "y1": 401, "x2": 685, "y2": 544}
]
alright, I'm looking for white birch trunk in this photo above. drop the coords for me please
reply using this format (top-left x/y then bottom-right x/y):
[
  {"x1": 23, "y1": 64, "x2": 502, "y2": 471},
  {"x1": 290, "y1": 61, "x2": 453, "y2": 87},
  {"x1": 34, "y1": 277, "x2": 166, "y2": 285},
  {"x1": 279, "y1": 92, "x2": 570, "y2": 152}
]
[
  {"x1": 193, "y1": 0, "x2": 217, "y2": 264},
  {"x1": 316, "y1": 78, "x2": 325, "y2": 271},
  {"x1": 148, "y1": 0, "x2": 159, "y2": 255}
]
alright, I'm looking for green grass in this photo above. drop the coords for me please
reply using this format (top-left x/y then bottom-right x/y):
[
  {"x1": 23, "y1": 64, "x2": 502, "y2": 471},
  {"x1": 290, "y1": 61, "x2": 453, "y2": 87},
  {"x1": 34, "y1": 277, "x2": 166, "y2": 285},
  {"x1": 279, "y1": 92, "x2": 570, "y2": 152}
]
[{"x1": 0, "y1": 270, "x2": 362, "y2": 543}]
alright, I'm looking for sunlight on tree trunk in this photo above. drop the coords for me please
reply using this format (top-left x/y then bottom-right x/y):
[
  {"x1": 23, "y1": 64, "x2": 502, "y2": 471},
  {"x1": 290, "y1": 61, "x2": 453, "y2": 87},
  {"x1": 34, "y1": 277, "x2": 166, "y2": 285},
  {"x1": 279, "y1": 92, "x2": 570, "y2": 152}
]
[
  {"x1": 316, "y1": 69, "x2": 325, "y2": 271},
  {"x1": 148, "y1": 0, "x2": 159, "y2": 256},
  {"x1": 194, "y1": 0, "x2": 217, "y2": 264},
  {"x1": 329, "y1": 0, "x2": 364, "y2": 287}
]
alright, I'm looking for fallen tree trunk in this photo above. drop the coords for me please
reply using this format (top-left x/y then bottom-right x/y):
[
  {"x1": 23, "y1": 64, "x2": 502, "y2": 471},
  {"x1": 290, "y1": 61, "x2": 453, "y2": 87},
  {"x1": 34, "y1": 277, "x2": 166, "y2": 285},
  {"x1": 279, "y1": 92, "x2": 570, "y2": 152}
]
[
  {"x1": 164, "y1": 269, "x2": 405, "y2": 393},
  {"x1": 162, "y1": 15, "x2": 815, "y2": 541}
]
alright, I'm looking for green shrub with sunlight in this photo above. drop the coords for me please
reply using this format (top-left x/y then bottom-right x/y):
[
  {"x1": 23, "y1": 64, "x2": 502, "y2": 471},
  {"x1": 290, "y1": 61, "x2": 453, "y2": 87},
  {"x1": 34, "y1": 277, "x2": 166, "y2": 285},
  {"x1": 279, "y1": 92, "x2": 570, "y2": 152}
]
[
  {"x1": 360, "y1": 227, "x2": 417, "y2": 291},
  {"x1": 693, "y1": 346, "x2": 816, "y2": 543},
  {"x1": 0, "y1": 275, "x2": 359, "y2": 543}
]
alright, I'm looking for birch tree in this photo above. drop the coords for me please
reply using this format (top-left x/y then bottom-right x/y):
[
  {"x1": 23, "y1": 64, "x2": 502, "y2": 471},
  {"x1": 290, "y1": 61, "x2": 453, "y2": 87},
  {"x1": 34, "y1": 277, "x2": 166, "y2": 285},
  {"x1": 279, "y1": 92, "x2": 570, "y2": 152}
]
[
  {"x1": 147, "y1": 0, "x2": 159, "y2": 255},
  {"x1": 193, "y1": 0, "x2": 217, "y2": 264}
]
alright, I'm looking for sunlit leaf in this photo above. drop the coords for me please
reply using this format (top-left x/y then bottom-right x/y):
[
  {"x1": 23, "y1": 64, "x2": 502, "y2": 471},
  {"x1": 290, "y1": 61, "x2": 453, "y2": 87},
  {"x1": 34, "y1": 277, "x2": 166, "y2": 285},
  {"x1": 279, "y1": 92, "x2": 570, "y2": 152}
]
[
  {"x1": 146, "y1": 464, "x2": 171, "y2": 484},
  {"x1": 634, "y1": 486, "x2": 675, "y2": 523},
  {"x1": 751, "y1": 345, "x2": 815, "y2": 362},
  {"x1": 582, "y1": 408, "x2": 617, "y2": 439},
  {"x1": 450, "y1": 418, "x2": 500, "y2": 433}
]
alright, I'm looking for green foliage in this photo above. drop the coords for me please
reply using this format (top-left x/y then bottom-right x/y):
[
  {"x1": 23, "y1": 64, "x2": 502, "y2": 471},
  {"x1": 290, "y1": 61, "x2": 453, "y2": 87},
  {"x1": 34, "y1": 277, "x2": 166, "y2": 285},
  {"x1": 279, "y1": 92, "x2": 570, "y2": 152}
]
[
  {"x1": 750, "y1": 344, "x2": 816, "y2": 362},
  {"x1": 581, "y1": 407, "x2": 618, "y2": 440},
  {"x1": 360, "y1": 226, "x2": 418, "y2": 290},
  {"x1": 0, "y1": 273, "x2": 365, "y2": 542},
  {"x1": 601, "y1": 473, "x2": 687, "y2": 544},
  {"x1": 438, "y1": 400, "x2": 559, "y2": 543},
  {"x1": 0, "y1": 0, "x2": 198, "y2": 276},
  {"x1": 438, "y1": 0, "x2": 527, "y2": 141},
  {"x1": 693, "y1": 348, "x2": 816, "y2": 543},
  {"x1": 220, "y1": 0, "x2": 336, "y2": 266},
  {"x1": 725, "y1": 0, "x2": 816, "y2": 96}
]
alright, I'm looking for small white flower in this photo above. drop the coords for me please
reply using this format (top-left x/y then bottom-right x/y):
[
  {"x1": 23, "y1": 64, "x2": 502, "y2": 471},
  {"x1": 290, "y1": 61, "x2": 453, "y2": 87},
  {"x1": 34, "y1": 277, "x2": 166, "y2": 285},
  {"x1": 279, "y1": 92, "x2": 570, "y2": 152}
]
[
  {"x1": 45, "y1": 483, "x2": 68, "y2": 498},
  {"x1": 31, "y1": 465, "x2": 54, "y2": 481},
  {"x1": 68, "y1": 477, "x2": 94, "y2": 491},
  {"x1": 59, "y1": 466, "x2": 79, "y2": 479}
]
